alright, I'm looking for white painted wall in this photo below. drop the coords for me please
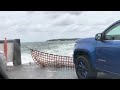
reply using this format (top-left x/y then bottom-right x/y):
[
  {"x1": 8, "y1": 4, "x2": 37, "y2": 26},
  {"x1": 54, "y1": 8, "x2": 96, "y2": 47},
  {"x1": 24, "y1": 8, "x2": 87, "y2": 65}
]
[{"x1": 0, "y1": 43, "x2": 14, "y2": 62}]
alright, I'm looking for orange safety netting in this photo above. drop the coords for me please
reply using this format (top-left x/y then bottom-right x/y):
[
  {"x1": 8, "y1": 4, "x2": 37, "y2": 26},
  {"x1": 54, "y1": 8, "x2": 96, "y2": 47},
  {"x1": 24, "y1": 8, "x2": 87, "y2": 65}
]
[{"x1": 30, "y1": 49, "x2": 75, "y2": 68}]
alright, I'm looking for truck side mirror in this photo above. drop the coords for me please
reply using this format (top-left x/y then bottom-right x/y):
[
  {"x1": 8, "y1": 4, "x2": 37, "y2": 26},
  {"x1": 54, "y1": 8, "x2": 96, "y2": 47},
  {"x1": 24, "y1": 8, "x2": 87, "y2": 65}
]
[{"x1": 95, "y1": 33, "x2": 103, "y2": 41}]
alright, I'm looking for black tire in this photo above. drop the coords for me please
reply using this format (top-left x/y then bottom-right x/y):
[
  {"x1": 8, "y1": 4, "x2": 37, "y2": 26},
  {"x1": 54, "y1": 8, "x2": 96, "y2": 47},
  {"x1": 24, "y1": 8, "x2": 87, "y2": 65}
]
[{"x1": 75, "y1": 56, "x2": 97, "y2": 79}]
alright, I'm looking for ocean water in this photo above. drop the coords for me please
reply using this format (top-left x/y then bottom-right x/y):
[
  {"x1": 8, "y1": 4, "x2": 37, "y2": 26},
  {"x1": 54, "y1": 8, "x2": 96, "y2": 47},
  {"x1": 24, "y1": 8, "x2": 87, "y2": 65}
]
[{"x1": 21, "y1": 40, "x2": 76, "y2": 64}]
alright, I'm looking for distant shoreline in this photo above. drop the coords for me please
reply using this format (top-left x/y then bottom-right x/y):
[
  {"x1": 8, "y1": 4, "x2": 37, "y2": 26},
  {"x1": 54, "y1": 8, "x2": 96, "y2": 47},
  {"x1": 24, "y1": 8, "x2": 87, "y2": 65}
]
[
  {"x1": 47, "y1": 38, "x2": 80, "y2": 41},
  {"x1": 21, "y1": 38, "x2": 80, "y2": 43}
]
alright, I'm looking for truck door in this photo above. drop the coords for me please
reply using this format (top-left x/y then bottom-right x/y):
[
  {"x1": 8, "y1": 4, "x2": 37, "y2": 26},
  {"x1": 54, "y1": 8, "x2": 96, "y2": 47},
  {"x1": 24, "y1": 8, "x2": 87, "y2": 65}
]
[{"x1": 96, "y1": 23, "x2": 120, "y2": 74}]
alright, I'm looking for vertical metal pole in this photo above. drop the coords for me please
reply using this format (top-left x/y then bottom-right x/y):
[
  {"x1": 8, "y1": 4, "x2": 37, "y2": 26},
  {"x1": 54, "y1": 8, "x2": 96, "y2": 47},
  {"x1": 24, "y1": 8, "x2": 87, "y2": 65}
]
[{"x1": 13, "y1": 39, "x2": 21, "y2": 66}]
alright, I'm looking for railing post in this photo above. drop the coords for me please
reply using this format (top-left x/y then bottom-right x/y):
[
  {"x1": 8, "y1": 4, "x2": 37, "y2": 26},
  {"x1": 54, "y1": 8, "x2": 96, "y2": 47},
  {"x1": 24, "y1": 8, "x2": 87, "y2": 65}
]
[{"x1": 13, "y1": 39, "x2": 21, "y2": 66}]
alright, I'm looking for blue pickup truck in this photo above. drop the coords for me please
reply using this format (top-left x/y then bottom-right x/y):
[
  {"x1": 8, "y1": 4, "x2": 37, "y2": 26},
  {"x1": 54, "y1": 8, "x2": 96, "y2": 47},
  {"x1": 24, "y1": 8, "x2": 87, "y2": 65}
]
[{"x1": 73, "y1": 20, "x2": 120, "y2": 79}]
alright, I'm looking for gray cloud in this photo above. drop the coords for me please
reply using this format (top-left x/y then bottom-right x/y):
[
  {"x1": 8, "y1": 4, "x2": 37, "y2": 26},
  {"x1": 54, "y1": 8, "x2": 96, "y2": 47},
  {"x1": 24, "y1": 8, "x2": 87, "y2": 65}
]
[{"x1": 0, "y1": 11, "x2": 120, "y2": 42}]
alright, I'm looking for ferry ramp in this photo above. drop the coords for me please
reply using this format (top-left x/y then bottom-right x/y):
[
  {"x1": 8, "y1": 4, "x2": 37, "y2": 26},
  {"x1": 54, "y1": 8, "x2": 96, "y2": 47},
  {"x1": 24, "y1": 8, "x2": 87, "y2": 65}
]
[{"x1": 6, "y1": 63, "x2": 115, "y2": 79}]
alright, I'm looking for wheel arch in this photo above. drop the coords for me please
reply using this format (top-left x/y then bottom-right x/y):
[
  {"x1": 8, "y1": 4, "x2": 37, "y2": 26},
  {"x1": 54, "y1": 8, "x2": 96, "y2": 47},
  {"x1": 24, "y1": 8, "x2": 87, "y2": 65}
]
[{"x1": 73, "y1": 49, "x2": 95, "y2": 69}]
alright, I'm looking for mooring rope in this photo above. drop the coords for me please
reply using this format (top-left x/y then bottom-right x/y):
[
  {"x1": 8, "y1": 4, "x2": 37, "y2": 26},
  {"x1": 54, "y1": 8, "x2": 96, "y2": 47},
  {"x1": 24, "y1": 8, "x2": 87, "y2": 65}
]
[
  {"x1": 22, "y1": 45, "x2": 75, "y2": 68},
  {"x1": 22, "y1": 46, "x2": 34, "y2": 51}
]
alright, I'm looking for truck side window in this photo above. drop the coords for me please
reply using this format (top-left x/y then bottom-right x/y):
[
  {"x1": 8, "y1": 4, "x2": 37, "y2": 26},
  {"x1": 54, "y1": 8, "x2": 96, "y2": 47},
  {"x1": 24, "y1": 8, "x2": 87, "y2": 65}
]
[{"x1": 105, "y1": 24, "x2": 120, "y2": 40}]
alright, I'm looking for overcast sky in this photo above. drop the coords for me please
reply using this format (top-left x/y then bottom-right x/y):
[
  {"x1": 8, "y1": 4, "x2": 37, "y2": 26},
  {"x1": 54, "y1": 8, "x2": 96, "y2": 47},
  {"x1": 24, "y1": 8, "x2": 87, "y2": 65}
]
[{"x1": 0, "y1": 11, "x2": 120, "y2": 42}]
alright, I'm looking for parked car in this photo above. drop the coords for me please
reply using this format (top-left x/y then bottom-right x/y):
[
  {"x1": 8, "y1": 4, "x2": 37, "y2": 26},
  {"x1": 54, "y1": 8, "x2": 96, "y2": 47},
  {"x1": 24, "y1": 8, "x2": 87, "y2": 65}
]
[
  {"x1": 0, "y1": 51, "x2": 8, "y2": 79},
  {"x1": 73, "y1": 20, "x2": 120, "y2": 79}
]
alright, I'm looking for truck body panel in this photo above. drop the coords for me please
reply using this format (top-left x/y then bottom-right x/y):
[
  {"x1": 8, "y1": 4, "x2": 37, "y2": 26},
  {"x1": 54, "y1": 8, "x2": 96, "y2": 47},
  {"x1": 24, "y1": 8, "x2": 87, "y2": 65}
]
[{"x1": 73, "y1": 20, "x2": 120, "y2": 77}]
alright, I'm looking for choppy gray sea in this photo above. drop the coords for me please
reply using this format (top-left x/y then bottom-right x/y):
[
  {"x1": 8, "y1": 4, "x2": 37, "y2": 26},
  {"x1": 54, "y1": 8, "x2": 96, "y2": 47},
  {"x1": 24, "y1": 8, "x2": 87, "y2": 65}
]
[{"x1": 21, "y1": 40, "x2": 76, "y2": 64}]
